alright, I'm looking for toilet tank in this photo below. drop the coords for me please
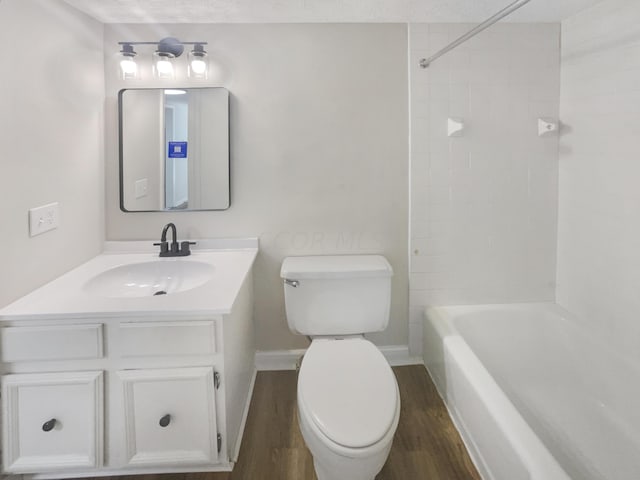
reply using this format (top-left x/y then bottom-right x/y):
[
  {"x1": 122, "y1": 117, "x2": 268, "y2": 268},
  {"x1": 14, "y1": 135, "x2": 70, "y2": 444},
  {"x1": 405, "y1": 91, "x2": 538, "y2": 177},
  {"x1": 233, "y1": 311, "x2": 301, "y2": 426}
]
[{"x1": 280, "y1": 255, "x2": 393, "y2": 336}]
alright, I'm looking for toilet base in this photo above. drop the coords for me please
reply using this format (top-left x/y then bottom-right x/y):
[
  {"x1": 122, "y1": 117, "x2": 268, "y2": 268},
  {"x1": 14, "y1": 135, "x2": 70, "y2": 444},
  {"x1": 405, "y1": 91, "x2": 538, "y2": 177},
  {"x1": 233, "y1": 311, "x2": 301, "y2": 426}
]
[
  {"x1": 298, "y1": 398, "x2": 397, "y2": 480},
  {"x1": 311, "y1": 449, "x2": 390, "y2": 480}
]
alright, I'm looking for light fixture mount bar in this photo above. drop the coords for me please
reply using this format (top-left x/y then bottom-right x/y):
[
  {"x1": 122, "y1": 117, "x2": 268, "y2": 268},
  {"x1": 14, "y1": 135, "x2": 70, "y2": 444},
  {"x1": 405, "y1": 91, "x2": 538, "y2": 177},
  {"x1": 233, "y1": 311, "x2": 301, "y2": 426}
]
[{"x1": 117, "y1": 41, "x2": 208, "y2": 46}]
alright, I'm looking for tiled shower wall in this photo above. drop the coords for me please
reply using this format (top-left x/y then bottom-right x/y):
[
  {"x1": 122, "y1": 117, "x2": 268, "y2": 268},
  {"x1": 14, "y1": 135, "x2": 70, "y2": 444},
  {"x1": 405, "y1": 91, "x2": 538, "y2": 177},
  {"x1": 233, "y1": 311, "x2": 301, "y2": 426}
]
[
  {"x1": 409, "y1": 24, "x2": 560, "y2": 354},
  {"x1": 558, "y1": 0, "x2": 640, "y2": 359}
]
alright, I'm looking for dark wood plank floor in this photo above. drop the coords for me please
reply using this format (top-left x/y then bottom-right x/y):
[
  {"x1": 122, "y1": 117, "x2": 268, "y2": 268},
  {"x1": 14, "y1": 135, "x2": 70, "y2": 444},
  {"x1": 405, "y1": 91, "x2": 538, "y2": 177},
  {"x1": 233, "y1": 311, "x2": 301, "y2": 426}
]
[{"x1": 87, "y1": 365, "x2": 480, "y2": 480}]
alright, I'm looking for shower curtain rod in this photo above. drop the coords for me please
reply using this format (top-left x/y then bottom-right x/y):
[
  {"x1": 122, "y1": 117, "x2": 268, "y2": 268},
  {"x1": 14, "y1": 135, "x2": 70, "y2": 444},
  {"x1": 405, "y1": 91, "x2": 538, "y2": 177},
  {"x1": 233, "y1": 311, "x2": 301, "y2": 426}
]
[{"x1": 419, "y1": 0, "x2": 533, "y2": 68}]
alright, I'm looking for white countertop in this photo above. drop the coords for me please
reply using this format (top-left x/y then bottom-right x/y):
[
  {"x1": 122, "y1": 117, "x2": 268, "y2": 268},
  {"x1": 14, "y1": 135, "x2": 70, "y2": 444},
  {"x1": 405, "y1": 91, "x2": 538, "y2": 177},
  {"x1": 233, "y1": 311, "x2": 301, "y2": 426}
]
[{"x1": 0, "y1": 239, "x2": 258, "y2": 321}]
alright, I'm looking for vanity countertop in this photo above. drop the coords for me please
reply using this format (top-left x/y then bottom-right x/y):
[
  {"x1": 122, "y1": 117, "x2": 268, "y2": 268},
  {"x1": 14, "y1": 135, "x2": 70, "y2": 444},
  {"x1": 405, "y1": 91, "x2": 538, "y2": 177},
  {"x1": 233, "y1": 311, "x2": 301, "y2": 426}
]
[{"x1": 0, "y1": 239, "x2": 258, "y2": 321}]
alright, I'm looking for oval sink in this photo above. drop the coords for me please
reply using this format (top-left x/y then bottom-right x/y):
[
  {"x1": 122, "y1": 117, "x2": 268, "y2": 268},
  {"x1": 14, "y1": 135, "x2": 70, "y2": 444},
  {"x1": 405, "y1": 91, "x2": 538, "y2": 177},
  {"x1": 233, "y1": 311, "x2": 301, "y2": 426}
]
[{"x1": 83, "y1": 260, "x2": 214, "y2": 298}]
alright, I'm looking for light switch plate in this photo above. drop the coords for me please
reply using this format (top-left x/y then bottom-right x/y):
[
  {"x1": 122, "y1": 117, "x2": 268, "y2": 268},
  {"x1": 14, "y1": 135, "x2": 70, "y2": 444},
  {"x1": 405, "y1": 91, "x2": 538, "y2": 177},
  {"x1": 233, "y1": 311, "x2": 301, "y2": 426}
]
[
  {"x1": 135, "y1": 178, "x2": 148, "y2": 199},
  {"x1": 29, "y1": 202, "x2": 60, "y2": 237}
]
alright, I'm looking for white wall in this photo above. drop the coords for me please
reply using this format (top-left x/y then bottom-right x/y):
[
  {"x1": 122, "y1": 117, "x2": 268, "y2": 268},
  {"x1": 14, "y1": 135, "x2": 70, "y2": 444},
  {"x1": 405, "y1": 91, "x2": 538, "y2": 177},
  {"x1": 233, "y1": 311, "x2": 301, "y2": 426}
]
[
  {"x1": 409, "y1": 23, "x2": 560, "y2": 354},
  {"x1": 187, "y1": 89, "x2": 230, "y2": 210},
  {"x1": 558, "y1": 0, "x2": 640, "y2": 358},
  {"x1": 121, "y1": 89, "x2": 164, "y2": 210},
  {"x1": 104, "y1": 24, "x2": 409, "y2": 351},
  {"x1": 0, "y1": 0, "x2": 104, "y2": 307}
]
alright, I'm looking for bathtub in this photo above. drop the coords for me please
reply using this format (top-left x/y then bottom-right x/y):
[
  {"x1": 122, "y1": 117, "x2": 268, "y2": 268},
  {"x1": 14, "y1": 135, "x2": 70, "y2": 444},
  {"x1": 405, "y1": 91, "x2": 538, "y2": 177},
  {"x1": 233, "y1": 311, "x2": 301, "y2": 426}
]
[{"x1": 423, "y1": 303, "x2": 640, "y2": 480}]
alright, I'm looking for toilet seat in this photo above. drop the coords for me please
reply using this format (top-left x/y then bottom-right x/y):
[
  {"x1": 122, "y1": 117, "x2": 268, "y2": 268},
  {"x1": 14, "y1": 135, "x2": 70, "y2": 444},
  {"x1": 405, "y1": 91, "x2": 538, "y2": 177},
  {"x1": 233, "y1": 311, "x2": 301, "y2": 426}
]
[{"x1": 298, "y1": 338, "x2": 398, "y2": 449}]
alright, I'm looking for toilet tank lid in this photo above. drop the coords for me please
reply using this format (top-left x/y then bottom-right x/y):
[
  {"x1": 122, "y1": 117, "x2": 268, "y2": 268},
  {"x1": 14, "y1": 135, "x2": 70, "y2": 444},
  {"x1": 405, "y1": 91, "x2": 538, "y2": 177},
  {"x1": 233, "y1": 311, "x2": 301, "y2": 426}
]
[{"x1": 280, "y1": 255, "x2": 393, "y2": 279}]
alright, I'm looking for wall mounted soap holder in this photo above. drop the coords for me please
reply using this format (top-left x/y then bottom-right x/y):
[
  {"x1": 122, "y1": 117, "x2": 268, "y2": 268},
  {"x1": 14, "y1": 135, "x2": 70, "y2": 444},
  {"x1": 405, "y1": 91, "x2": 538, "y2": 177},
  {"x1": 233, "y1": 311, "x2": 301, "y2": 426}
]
[
  {"x1": 538, "y1": 118, "x2": 558, "y2": 137},
  {"x1": 448, "y1": 118, "x2": 465, "y2": 137}
]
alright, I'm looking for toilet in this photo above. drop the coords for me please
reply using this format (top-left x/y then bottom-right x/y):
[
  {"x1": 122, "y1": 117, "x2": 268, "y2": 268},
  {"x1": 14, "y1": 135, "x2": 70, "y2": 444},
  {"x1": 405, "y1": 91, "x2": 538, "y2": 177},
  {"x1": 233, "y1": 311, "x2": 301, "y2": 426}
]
[{"x1": 280, "y1": 255, "x2": 400, "y2": 480}]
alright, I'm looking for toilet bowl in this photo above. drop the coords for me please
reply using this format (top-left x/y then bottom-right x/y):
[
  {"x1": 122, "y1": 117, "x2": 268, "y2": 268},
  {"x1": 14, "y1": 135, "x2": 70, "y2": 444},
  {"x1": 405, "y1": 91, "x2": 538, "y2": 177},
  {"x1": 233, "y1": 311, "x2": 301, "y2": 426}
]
[
  {"x1": 281, "y1": 255, "x2": 399, "y2": 480},
  {"x1": 296, "y1": 338, "x2": 400, "y2": 480}
]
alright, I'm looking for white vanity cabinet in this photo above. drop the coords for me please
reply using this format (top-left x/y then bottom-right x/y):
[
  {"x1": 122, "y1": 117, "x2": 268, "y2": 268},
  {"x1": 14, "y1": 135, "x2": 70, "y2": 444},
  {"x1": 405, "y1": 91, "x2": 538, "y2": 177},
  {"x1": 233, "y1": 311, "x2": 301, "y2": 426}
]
[
  {"x1": 118, "y1": 367, "x2": 219, "y2": 467},
  {"x1": 0, "y1": 243, "x2": 257, "y2": 479},
  {"x1": 0, "y1": 324, "x2": 106, "y2": 473},
  {"x1": 1, "y1": 370, "x2": 104, "y2": 473}
]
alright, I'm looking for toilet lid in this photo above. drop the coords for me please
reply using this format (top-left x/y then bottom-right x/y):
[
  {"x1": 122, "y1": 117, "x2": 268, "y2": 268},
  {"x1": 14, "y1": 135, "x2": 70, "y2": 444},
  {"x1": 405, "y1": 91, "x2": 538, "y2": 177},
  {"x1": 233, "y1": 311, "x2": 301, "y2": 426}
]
[{"x1": 298, "y1": 338, "x2": 398, "y2": 449}]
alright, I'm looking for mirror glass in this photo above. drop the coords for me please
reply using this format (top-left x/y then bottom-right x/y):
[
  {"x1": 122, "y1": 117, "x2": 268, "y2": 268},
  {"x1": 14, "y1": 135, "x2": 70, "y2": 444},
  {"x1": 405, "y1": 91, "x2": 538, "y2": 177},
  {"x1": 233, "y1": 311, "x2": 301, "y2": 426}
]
[{"x1": 119, "y1": 87, "x2": 230, "y2": 211}]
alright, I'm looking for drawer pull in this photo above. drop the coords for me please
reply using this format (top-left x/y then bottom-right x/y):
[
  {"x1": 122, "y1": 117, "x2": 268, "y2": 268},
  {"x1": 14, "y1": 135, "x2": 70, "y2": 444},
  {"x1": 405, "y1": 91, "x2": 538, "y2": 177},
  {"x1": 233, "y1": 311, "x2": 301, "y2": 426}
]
[
  {"x1": 159, "y1": 414, "x2": 171, "y2": 427},
  {"x1": 42, "y1": 418, "x2": 57, "y2": 432}
]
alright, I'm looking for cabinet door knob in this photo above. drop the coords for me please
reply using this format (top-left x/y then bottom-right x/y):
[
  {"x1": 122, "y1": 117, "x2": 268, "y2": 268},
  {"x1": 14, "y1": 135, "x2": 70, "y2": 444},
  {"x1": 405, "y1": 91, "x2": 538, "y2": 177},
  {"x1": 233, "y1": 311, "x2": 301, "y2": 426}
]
[
  {"x1": 42, "y1": 419, "x2": 57, "y2": 432},
  {"x1": 159, "y1": 414, "x2": 171, "y2": 427}
]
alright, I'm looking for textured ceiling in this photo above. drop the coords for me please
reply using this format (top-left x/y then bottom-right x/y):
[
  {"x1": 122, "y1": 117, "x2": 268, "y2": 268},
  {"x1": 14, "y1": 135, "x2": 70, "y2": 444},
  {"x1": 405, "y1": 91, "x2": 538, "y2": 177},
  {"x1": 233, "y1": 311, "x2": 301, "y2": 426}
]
[{"x1": 61, "y1": 0, "x2": 603, "y2": 23}]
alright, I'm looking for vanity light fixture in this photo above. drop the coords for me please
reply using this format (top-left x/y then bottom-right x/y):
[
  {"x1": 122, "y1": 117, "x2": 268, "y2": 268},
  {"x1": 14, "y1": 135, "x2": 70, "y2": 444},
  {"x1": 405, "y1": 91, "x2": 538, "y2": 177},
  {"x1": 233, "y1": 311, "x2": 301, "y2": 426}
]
[
  {"x1": 153, "y1": 51, "x2": 175, "y2": 79},
  {"x1": 117, "y1": 38, "x2": 208, "y2": 80},
  {"x1": 153, "y1": 37, "x2": 182, "y2": 80},
  {"x1": 188, "y1": 43, "x2": 209, "y2": 79},
  {"x1": 119, "y1": 43, "x2": 138, "y2": 80}
]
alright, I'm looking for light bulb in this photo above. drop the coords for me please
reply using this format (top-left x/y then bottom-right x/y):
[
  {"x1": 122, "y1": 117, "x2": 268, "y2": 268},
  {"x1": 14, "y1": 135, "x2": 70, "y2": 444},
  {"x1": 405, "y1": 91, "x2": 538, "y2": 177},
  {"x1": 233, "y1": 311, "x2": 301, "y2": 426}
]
[
  {"x1": 188, "y1": 44, "x2": 209, "y2": 79},
  {"x1": 157, "y1": 59, "x2": 173, "y2": 75},
  {"x1": 191, "y1": 59, "x2": 207, "y2": 74},
  {"x1": 120, "y1": 58, "x2": 137, "y2": 76},
  {"x1": 119, "y1": 43, "x2": 138, "y2": 80},
  {"x1": 153, "y1": 51, "x2": 175, "y2": 79}
]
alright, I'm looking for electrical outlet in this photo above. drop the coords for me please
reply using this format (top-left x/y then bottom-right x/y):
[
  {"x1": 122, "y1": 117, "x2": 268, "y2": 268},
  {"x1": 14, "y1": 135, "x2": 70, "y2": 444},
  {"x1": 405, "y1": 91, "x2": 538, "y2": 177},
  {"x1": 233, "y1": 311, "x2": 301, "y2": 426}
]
[{"x1": 29, "y1": 202, "x2": 60, "y2": 237}]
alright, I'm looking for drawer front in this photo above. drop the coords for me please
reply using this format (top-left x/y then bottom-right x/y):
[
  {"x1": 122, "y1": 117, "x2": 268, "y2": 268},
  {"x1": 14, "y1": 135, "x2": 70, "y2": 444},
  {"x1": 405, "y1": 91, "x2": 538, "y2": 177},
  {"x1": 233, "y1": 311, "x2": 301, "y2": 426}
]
[
  {"x1": 1, "y1": 324, "x2": 103, "y2": 362},
  {"x1": 119, "y1": 321, "x2": 216, "y2": 357},
  {"x1": 119, "y1": 367, "x2": 218, "y2": 466},
  {"x1": 1, "y1": 371, "x2": 104, "y2": 473}
]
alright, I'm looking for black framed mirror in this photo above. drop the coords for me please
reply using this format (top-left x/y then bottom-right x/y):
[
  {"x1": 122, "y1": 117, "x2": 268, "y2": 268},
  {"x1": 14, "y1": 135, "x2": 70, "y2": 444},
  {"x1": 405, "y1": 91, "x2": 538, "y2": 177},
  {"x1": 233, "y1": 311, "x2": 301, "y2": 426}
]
[{"x1": 119, "y1": 87, "x2": 230, "y2": 212}]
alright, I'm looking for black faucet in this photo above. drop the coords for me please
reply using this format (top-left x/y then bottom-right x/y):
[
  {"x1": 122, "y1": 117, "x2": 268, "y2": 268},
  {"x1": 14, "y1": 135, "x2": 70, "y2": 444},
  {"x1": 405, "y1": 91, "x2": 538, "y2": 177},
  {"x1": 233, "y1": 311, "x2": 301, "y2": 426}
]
[{"x1": 153, "y1": 223, "x2": 196, "y2": 257}]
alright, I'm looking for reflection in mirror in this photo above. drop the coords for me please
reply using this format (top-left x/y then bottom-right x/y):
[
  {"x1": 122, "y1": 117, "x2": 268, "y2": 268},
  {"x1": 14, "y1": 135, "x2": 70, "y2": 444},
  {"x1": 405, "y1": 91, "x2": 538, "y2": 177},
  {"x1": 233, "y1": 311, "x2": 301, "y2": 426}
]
[{"x1": 119, "y1": 87, "x2": 230, "y2": 212}]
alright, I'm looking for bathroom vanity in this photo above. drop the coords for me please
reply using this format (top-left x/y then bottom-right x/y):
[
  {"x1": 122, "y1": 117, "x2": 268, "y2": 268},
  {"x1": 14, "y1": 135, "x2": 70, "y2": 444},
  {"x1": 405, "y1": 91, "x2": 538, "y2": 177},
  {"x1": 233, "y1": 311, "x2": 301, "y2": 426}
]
[{"x1": 0, "y1": 239, "x2": 258, "y2": 478}]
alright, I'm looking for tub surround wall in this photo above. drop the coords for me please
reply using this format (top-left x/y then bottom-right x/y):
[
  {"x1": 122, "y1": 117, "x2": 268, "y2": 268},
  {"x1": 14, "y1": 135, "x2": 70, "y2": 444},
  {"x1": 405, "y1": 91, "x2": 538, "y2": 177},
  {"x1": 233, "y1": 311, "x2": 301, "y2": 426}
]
[
  {"x1": 104, "y1": 24, "x2": 409, "y2": 351},
  {"x1": 557, "y1": 0, "x2": 640, "y2": 359},
  {"x1": 409, "y1": 23, "x2": 560, "y2": 354},
  {"x1": 0, "y1": 0, "x2": 105, "y2": 308}
]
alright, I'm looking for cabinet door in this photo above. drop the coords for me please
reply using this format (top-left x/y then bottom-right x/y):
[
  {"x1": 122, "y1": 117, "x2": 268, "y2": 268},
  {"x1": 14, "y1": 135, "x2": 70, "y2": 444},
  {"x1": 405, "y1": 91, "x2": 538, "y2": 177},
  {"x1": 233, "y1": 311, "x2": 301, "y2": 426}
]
[
  {"x1": 1, "y1": 371, "x2": 104, "y2": 473},
  {"x1": 118, "y1": 367, "x2": 218, "y2": 466}
]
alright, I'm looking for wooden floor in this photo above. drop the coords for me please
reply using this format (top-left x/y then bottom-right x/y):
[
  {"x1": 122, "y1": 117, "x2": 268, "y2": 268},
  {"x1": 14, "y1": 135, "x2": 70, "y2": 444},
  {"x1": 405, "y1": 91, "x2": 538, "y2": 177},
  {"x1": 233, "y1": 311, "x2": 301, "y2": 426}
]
[{"x1": 89, "y1": 365, "x2": 480, "y2": 480}]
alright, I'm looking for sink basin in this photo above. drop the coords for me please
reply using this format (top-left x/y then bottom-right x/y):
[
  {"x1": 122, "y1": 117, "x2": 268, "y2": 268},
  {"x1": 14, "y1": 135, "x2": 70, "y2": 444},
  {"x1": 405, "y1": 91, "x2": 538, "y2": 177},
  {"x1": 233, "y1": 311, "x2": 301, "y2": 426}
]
[{"x1": 83, "y1": 260, "x2": 214, "y2": 298}]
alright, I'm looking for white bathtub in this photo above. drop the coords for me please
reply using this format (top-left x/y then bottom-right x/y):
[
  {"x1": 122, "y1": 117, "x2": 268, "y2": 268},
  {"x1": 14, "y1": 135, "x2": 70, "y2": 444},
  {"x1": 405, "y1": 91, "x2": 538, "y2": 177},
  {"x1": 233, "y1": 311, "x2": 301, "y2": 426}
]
[{"x1": 423, "y1": 303, "x2": 640, "y2": 480}]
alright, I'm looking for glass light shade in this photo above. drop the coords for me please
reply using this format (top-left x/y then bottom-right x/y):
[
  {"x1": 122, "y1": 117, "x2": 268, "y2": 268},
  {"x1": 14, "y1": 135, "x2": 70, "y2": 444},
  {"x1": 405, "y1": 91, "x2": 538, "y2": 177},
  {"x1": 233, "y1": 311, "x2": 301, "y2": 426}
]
[
  {"x1": 119, "y1": 56, "x2": 138, "y2": 80},
  {"x1": 119, "y1": 44, "x2": 138, "y2": 80},
  {"x1": 188, "y1": 50, "x2": 209, "y2": 79},
  {"x1": 153, "y1": 52, "x2": 175, "y2": 79}
]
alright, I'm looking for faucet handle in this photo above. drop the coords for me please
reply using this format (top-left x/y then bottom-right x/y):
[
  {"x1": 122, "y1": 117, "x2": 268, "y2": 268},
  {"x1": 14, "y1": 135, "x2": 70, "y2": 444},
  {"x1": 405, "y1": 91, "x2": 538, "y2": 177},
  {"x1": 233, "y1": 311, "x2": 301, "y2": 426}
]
[
  {"x1": 180, "y1": 241, "x2": 196, "y2": 256},
  {"x1": 153, "y1": 241, "x2": 169, "y2": 254}
]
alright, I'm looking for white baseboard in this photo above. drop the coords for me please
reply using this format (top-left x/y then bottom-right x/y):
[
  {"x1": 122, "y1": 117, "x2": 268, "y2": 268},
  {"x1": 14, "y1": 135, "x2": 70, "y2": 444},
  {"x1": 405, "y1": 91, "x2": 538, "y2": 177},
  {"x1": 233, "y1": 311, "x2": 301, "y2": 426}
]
[
  {"x1": 27, "y1": 463, "x2": 233, "y2": 479},
  {"x1": 255, "y1": 345, "x2": 422, "y2": 371},
  {"x1": 380, "y1": 345, "x2": 424, "y2": 366},
  {"x1": 255, "y1": 348, "x2": 307, "y2": 371}
]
